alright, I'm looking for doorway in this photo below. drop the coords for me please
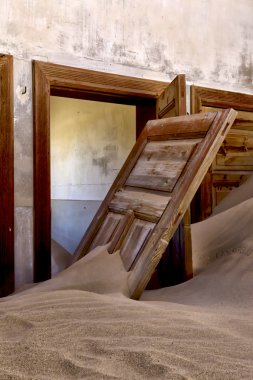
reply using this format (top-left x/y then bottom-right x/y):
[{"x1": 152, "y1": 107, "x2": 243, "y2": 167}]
[
  {"x1": 50, "y1": 96, "x2": 136, "y2": 274},
  {"x1": 33, "y1": 60, "x2": 186, "y2": 282}
]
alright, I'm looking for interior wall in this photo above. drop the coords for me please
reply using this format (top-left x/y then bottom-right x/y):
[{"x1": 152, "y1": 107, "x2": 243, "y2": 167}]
[
  {"x1": 0, "y1": 0, "x2": 252, "y2": 287},
  {"x1": 50, "y1": 97, "x2": 136, "y2": 253}
]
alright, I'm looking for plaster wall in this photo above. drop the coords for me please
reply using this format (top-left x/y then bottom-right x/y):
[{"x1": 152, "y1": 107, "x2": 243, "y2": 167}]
[
  {"x1": 50, "y1": 97, "x2": 135, "y2": 253},
  {"x1": 0, "y1": 0, "x2": 252, "y2": 287},
  {"x1": 50, "y1": 97, "x2": 136, "y2": 200}
]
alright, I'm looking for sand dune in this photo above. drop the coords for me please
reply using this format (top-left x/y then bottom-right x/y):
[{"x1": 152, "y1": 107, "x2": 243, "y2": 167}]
[{"x1": 1, "y1": 198, "x2": 253, "y2": 379}]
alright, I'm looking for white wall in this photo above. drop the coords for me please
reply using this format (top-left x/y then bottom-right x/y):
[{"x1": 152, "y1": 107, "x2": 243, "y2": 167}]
[
  {"x1": 0, "y1": 0, "x2": 252, "y2": 287},
  {"x1": 50, "y1": 97, "x2": 136, "y2": 254},
  {"x1": 50, "y1": 97, "x2": 136, "y2": 200}
]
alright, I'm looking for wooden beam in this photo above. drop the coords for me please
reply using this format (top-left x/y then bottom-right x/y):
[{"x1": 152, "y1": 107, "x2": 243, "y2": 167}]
[{"x1": 0, "y1": 55, "x2": 14, "y2": 297}]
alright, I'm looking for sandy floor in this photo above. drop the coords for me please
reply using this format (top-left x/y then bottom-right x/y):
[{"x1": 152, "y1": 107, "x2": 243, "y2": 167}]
[{"x1": 1, "y1": 183, "x2": 253, "y2": 379}]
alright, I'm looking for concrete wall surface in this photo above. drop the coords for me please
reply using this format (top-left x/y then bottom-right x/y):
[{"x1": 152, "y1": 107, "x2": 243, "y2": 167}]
[{"x1": 0, "y1": 0, "x2": 252, "y2": 288}]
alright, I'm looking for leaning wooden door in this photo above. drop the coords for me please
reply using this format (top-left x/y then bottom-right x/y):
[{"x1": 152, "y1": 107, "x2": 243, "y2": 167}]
[
  {"x1": 154, "y1": 74, "x2": 192, "y2": 285},
  {"x1": 72, "y1": 109, "x2": 237, "y2": 299},
  {"x1": 73, "y1": 74, "x2": 190, "y2": 287},
  {"x1": 191, "y1": 86, "x2": 253, "y2": 221},
  {"x1": 0, "y1": 55, "x2": 14, "y2": 297}
]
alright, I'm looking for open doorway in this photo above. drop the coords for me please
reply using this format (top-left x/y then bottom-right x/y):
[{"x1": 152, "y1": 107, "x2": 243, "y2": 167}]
[
  {"x1": 50, "y1": 96, "x2": 136, "y2": 275},
  {"x1": 33, "y1": 60, "x2": 187, "y2": 283}
]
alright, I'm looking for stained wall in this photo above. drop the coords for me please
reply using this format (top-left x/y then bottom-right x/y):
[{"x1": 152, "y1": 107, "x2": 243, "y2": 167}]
[{"x1": 0, "y1": 0, "x2": 252, "y2": 287}]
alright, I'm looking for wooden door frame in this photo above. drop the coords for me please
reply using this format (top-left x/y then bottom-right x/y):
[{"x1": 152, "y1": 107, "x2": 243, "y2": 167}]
[
  {"x1": 191, "y1": 85, "x2": 253, "y2": 221},
  {"x1": 0, "y1": 54, "x2": 14, "y2": 297},
  {"x1": 33, "y1": 60, "x2": 185, "y2": 282},
  {"x1": 191, "y1": 86, "x2": 253, "y2": 114}
]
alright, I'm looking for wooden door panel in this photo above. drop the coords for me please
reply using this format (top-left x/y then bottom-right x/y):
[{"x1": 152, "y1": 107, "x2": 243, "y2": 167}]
[
  {"x1": 120, "y1": 219, "x2": 154, "y2": 271},
  {"x1": 128, "y1": 109, "x2": 236, "y2": 298},
  {"x1": 109, "y1": 187, "x2": 171, "y2": 223},
  {"x1": 89, "y1": 212, "x2": 123, "y2": 251},
  {"x1": 126, "y1": 140, "x2": 198, "y2": 192},
  {"x1": 72, "y1": 109, "x2": 237, "y2": 299}
]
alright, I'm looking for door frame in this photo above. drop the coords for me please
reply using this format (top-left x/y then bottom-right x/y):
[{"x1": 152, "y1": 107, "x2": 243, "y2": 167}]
[
  {"x1": 0, "y1": 54, "x2": 14, "y2": 297},
  {"x1": 33, "y1": 60, "x2": 185, "y2": 282},
  {"x1": 191, "y1": 85, "x2": 253, "y2": 221}
]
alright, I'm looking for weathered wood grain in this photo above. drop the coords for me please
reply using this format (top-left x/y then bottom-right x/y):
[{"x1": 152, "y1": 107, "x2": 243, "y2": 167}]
[
  {"x1": 109, "y1": 187, "x2": 171, "y2": 222},
  {"x1": 72, "y1": 77, "x2": 187, "y2": 263},
  {"x1": 108, "y1": 210, "x2": 135, "y2": 254},
  {"x1": 120, "y1": 219, "x2": 154, "y2": 271},
  {"x1": 126, "y1": 140, "x2": 199, "y2": 191},
  {"x1": 0, "y1": 55, "x2": 14, "y2": 297},
  {"x1": 89, "y1": 212, "x2": 123, "y2": 251},
  {"x1": 146, "y1": 112, "x2": 216, "y2": 139},
  {"x1": 128, "y1": 109, "x2": 237, "y2": 299},
  {"x1": 191, "y1": 86, "x2": 253, "y2": 219},
  {"x1": 201, "y1": 106, "x2": 253, "y2": 130}
]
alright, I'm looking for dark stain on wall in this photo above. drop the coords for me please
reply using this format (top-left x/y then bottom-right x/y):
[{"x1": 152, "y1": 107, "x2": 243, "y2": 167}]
[
  {"x1": 92, "y1": 144, "x2": 118, "y2": 176},
  {"x1": 112, "y1": 43, "x2": 126, "y2": 57},
  {"x1": 238, "y1": 50, "x2": 253, "y2": 85},
  {"x1": 188, "y1": 67, "x2": 205, "y2": 82}
]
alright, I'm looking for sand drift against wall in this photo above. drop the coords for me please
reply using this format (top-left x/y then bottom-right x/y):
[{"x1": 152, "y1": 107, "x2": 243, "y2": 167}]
[{"x1": 1, "y1": 191, "x2": 253, "y2": 378}]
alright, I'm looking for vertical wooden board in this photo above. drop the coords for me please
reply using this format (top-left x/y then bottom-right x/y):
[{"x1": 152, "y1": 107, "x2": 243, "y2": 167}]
[
  {"x1": 120, "y1": 219, "x2": 155, "y2": 271},
  {"x1": 156, "y1": 74, "x2": 186, "y2": 118},
  {"x1": 108, "y1": 210, "x2": 135, "y2": 254},
  {"x1": 128, "y1": 109, "x2": 237, "y2": 299},
  {"x1": 89, "y1": 212, "x2": 123, "y2": 251},
  {"x1": 0, "y1": 55, "x2": 14, "y2": 297}
]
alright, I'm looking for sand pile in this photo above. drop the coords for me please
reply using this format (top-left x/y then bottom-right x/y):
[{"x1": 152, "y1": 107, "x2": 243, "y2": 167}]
[{"x1": 1, "y1": 192, "x2": 253, "y2": 378}]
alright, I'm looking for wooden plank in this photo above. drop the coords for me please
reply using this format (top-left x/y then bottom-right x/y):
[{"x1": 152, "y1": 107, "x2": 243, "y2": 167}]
[
  {"x1": 126, "y1": 140, "x2": 200, "y2": 191},
  {"x1": 146, "y1": 112, "x2": 217, "y2": 139},
  {"x1": 156, "y1": 74, "x2": 186, "y2": 118},
  {"x1": 0, "y1": 55, "x2": 14, "y2": 297},
  {"x1": 89, "y1": 212, "x2": 123, "y2": 251},
  {"x1": 128, "y1": 109, "x2": 237, "y2": 299},
  {"x1": 120, "y1": 219, "x2": 154, "y2": 271},
  {"x1": 109, "y1": 187, "x2": 171, "y2": 222},
  {"x1": 40, "y1": 61, "x2": 171, "y2": 99},
  {"x1": 201, "y1": 106, "x2": 253, "y2": 130},
  {"x1": 191, "y1": 86, "x2": 253, "y2": 113},
  {"x1": 108, "y1": 210, "x2": 135, "y2": 254}
]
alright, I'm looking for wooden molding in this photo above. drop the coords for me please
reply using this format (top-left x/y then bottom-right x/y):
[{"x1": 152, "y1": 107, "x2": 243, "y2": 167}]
[
  {"x1": 191, "y1": 86, "x2": 253, "y2": 114},
  {"x1": 33, "y1": 60, "x2": 178, "y2": 282},
  {"x1": 0, "y1": 55, "x2": 14, "y2": 297}
]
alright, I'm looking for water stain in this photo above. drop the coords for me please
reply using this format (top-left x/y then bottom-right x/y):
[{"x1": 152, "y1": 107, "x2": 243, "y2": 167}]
[
  {"x1": 92, "y1": 144, "x2": 118, "y2": 176},
  {"x1": 238, "y1": 51, "x2": 253, "y2": 85}
]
